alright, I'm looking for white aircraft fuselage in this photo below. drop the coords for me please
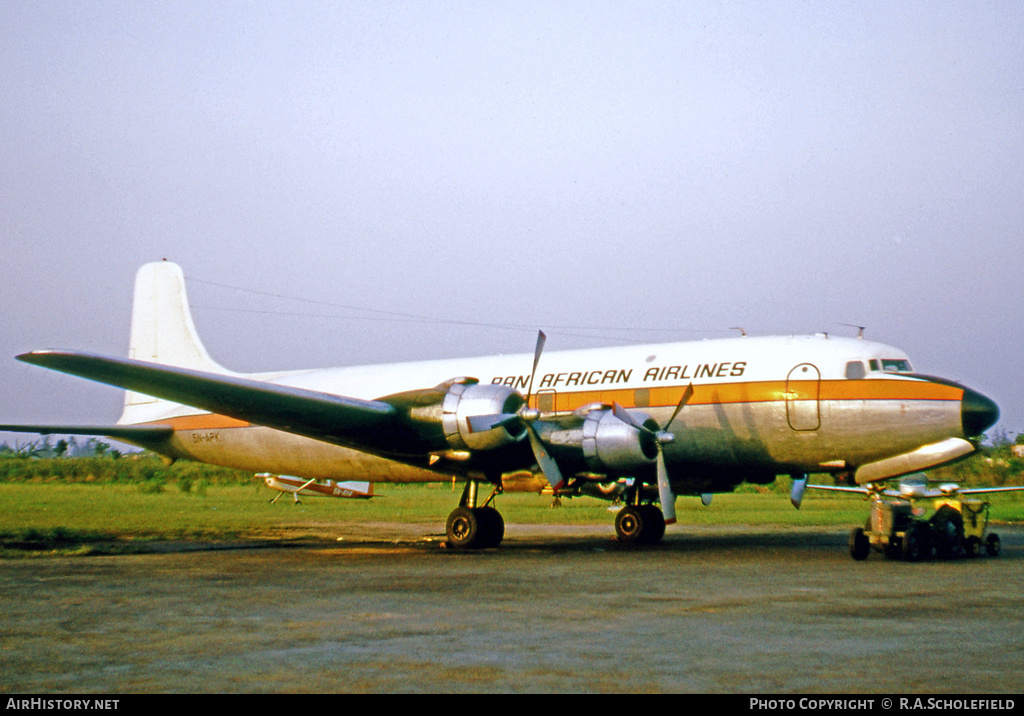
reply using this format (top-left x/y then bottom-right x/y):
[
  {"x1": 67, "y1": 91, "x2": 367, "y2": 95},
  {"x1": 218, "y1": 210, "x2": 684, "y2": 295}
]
[{"x1": 126, "y1": 333, "x2": 983, "y2": 494}]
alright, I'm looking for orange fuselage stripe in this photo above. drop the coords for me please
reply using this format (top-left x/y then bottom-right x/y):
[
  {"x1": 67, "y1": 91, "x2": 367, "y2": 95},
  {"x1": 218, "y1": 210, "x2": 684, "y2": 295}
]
[
  {"x1": 533, "y1": 379, "x2": 962, "y2": 413},
  {"x1": 137, "y1": 379, "x2": 962, "y2": 431},
  {"x1": 143, "y1": 414, "x2": 251, "y2": 430}
]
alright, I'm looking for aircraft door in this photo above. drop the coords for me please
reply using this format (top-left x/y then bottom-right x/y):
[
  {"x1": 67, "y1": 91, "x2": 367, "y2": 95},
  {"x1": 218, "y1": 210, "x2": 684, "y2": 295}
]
[{"x1": 786, "y1": 363, "x2": 821, "y2": 431}]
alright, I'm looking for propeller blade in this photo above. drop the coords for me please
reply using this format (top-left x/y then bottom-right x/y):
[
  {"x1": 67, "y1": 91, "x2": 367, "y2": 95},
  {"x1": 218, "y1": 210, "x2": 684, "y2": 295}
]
[
  {"x1": 526, "y1": 423, "x2": 565, "y2": 491},
  {"x1": 466, "y1": 413, "x2": 519, "y2": 433},
  {"x1": 612, "y1": 401, "x2": 647, "y2": 433},
  {"x1": 525, "y1": 330, "x2": 546, "y2": 404},
  {"x1": 664, "y1": 383, "x2": 694, "y2": 431},
  {"x1": 790, "y1": 474, "x2": 808, "y2": 509},
  {"x1": 655, "y1": 386, "x2": 695, "y2": 526},
  {"x1": 657, "y1": 450, "x2": 676, "y2": 524}
]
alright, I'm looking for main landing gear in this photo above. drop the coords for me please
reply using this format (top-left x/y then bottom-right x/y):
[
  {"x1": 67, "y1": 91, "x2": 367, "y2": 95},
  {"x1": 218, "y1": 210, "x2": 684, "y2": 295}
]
[
  {"x1": 444, "y1": 480, "x2": 505, "y2": 549},
  {"x1": 614, "y1": 504, "x2": 666, "y2": 545},
  {"x1": 443, "y1": 479, "x2": 671, "y2": 549},
  {"x1": 614, "y1": 481, "x2": 668, "y2": 545}
]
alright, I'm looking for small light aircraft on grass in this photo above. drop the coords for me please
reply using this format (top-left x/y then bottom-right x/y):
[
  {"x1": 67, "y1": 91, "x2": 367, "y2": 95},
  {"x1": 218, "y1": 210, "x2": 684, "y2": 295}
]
[
  {"x1": 1, "y1": 262, "x2": 1000, "y2": 549},
  {"x1": 260, "y1": 473, "x2": 375, "y2": 503},
  {"x1": 808, "y1": 476, "x2": 1024, "y2": 561}
]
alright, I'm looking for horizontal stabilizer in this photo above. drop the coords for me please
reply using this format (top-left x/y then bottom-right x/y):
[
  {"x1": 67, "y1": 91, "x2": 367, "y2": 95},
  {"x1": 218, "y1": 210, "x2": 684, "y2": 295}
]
[
  {"x1": 0, "y1": 423, "x2": 174, "y2": 453},
  {"x1": 17, "y1": 350, "x2": 401, "y2": 451},
  {"x1": 0, "y1": 423, "x2": 173, "y2": 441}
]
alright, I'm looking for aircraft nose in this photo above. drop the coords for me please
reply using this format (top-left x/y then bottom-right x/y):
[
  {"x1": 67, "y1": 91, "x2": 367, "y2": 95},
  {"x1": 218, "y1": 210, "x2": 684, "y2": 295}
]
[{"x1": 962, "y1": 387, "x2": 999, "y2": 437}]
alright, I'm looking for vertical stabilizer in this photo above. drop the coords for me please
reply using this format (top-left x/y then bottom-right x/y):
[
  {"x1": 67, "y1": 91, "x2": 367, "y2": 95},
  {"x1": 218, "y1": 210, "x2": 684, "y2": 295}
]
[{"x1": 120, "y1": 261, "x2": 230, "y2": 424}]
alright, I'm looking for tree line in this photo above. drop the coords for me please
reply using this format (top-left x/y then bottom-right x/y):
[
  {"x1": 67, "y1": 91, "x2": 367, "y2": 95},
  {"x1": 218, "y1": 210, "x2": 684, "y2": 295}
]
[
  {"x1": 0, "y1": 438, "x2": 253, "y2": 488},
  {"x1": 2, "y1": 431, "x2": 1021, "y2": 488}
]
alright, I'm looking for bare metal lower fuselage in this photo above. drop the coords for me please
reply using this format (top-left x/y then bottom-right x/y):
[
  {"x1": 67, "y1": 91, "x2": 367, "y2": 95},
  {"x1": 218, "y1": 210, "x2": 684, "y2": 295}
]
[{"x1": 145, "y1": 388, "x2": 966, "y2": 494}]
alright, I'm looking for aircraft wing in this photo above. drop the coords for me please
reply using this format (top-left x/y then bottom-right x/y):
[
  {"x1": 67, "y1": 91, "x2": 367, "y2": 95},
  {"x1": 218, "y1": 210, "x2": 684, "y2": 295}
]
[
  {"x1": 806, "y1": 484, "x2": 868, "y2": 494},
  {"x1": 806, "y1": 484, "x2": 901, "y2": 498},
  {"x1": 958, "y1": 486, "x2": 1024, "y2": 495},
  {"x1": 808, "y1": 482, "x2": 1024, "y2": 499},
  {"x1": 14, "y1": 350, "x2": 425, "y2": 459}
]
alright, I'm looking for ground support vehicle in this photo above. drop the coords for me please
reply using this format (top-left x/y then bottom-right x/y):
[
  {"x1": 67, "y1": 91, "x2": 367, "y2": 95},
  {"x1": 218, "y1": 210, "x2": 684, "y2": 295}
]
[
  {"x1": 936, "y1": 497, "x2": 1001, "y2": 558},
  {"x1": 849, "y1": 499, "x2": 930, "y2": 561},
  {"x1": 848, "y1": 496, "x2": 1002, "y2": 561}
]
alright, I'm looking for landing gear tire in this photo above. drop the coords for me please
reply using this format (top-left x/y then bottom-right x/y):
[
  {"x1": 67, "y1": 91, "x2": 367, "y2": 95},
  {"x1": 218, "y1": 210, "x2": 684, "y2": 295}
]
[
  {"x1": 445, "y1": 506, "x2": 505, "y2": 550},
  {"x1": 986, "y1": 533, "x2": 1001, "y2": 557},
  {"x1": 614, "y1": 506, "x2": 643, "y2": 543},
  {"x1": 849, "y1": 527, "x2": 870, "y2": 561},
  {"x1": 476, "y1": 506, "x2": 505, "y2": 549},
  {"x1": 640, "y1": 505, "x2": 666, "y2": 544},
  {"x1": 903, "y1": 525, "x2": 928, "y2": 562},
  {"x1": 615, "y1": 505, "x2": 665, "y2": 545},
  {"x1": 446, "y1": 506, "x2": 479, "y2": 549},
  {"x1": 930, "y1": 505, "x2": 964, "y2": 560}
]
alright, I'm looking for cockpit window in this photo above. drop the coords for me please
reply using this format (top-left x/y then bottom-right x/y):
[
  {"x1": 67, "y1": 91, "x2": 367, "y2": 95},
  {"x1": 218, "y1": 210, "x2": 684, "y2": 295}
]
[
  {"x1": 845, "y1": 361, "x2": 866, "y2": 380},
  {"x1": 881, "y1": 359, "x2": 912, "y2": 373},
  {"x1": 863, "y1": 358, "x2": 913, "y2": 375}
]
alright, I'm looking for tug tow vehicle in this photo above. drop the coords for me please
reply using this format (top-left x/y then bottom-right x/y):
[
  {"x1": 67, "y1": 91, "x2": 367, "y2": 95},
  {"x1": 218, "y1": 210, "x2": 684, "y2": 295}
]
[{"x1": 810, "y1": 476, "x2": 1023, "y2": 561}]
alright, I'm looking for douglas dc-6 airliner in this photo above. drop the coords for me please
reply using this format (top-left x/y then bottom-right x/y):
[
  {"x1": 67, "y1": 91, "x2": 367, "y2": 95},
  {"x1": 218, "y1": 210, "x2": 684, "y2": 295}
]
[{"x1": 2, "y1": 262, "x2": 1000, "y2": 548}]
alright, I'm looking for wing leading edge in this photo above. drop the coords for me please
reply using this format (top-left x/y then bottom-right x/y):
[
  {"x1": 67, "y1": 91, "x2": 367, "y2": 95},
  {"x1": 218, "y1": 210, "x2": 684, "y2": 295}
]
[{"x1": 14, "y1": 350, "x2": 432, "y2": 460}]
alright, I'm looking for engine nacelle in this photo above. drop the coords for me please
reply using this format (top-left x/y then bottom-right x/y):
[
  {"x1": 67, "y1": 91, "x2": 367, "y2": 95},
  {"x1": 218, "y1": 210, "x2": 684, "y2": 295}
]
[
  {"x1": 441, "y1": 380, "x2": 527, "y2": 452},
  {"x1": 581, "y1": 407, "x2": 659, "y2": 473}
]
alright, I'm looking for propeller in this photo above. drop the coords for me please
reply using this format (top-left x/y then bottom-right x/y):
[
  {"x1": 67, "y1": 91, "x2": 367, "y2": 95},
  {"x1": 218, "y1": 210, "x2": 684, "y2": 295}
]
[
  {"x1": 465, "y1": 330, "x2": 547, "y2": 433},
  {"x1": 470, "y1": 334, "x2": 699, "y2": 505},
  {"x1": 466, "y1": 331, "x2": 565, "y2": 490},
  {"x1": 612, "y1": 383, "x2": 694, "y2": 525}
]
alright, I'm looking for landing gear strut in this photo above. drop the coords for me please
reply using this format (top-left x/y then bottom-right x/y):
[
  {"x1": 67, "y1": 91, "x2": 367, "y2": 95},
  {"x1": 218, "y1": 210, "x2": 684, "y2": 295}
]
[{"x1": 444, "y1": 480, "x2": 505, "y2": 549}]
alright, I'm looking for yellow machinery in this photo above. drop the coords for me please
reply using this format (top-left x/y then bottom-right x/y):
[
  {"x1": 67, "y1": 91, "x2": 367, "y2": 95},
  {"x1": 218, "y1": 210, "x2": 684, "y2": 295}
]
[
  {"x1": 933, "y1": 497, "x2": 1001, "y2": 557},
  {"x1": 812, "y1": 476, "x2": 1021, "y2": 561}
]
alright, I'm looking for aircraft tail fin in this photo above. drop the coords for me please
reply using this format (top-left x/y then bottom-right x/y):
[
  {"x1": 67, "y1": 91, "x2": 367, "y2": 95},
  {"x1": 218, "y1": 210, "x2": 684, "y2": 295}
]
[{"x1": 120, "y1": 261, "x2": 230, "y2": 425}]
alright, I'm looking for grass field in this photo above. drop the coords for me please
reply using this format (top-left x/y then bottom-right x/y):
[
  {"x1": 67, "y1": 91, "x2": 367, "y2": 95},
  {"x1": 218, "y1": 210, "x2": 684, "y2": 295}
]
[{"x1": 3, "y1": 480, "x2": 1024, "y2": 557}]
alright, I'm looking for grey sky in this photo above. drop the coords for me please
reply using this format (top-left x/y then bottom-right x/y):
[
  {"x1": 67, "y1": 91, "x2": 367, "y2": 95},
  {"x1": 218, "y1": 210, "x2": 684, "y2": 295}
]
[{"x1": 2, "y1": 1, "x2": 1022, "y2": 442}]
